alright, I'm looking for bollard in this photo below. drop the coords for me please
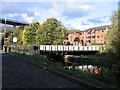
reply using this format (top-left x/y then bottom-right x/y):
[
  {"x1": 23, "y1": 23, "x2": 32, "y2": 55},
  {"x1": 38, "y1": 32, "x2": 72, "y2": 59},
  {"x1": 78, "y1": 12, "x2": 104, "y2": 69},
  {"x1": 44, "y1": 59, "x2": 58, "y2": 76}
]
[{"x1": 5, "y1": 47, "x2": 7, "y2": 52}]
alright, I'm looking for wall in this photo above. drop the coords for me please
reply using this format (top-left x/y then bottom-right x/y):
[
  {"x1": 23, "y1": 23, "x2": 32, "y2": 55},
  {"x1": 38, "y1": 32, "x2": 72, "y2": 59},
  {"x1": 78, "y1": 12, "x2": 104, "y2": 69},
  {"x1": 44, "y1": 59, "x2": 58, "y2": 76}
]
[{"x1": 67, "y1": 26, "x2": 110, "y2": 46}]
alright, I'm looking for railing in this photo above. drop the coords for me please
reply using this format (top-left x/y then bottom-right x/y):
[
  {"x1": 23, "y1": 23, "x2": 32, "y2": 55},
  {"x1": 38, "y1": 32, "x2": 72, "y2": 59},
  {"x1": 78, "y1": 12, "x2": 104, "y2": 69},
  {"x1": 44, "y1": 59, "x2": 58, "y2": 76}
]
[{"x1": 40, "y1": 45, "x2": 106, "y2": 51}]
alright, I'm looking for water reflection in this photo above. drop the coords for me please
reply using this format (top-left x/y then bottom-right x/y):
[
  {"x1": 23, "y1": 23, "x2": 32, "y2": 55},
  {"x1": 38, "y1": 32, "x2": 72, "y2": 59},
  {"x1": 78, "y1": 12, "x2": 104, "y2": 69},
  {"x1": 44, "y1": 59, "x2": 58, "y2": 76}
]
[
  {"x1": 64, "y1": 55, "x2": 101, "y2": 74},
  {"x1": 64, "y1": 65, "x2": 101, "y2": 74}
]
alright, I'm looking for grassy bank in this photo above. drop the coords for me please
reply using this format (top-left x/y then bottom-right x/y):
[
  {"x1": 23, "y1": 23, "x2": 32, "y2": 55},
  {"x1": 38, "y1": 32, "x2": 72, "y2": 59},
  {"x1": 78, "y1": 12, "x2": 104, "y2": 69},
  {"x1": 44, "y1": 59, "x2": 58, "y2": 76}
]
[{"x1": 11, "y1": 52, "x2": 118, "y2": 88}]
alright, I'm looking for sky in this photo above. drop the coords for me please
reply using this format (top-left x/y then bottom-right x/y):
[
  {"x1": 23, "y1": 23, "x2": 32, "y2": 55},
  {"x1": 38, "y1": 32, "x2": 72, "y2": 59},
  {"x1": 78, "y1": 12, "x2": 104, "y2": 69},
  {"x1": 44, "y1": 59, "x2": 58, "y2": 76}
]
[{"x1": 0, "y1": 0, "x2": 119, "y2": 31}]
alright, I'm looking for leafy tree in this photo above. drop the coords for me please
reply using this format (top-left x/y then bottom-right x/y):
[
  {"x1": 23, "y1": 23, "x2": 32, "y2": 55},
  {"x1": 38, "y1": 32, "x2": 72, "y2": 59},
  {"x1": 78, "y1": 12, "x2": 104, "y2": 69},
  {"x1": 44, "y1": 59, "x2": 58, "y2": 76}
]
[
  {"x1": 22, "y1": 22, "x2": 39, "y2": 44},
  {"x1": 13, "y1": 26, "x2": 24, "y2": 44},
  {"x1": 53, "y1": 27, "x2": 67, "y2": 45},
  {"x1": 36, "y1": 18, "x2": 67, "y2": 45},
  {"x1": 4, "y1": 30, "x2": 14, "y2": 45},
  {"x1": 106, "y1": 10, "x2": 120, "y2": 87}
]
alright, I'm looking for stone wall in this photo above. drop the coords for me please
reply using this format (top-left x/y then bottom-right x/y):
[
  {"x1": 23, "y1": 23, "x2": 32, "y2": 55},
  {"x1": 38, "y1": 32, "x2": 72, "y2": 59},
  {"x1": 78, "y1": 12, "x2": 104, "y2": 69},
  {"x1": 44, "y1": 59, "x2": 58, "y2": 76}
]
[{"x1": 3, "y1": 45, "x2": 40, "y2": 55}]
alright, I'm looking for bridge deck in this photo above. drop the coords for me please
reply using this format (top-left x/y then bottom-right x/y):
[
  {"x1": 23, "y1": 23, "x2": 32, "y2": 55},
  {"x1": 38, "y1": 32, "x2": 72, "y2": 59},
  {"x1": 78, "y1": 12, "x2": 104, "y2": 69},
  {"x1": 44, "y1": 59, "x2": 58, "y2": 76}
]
[{"x1": 40, "y1": 45, "x2": 106, "y2": 52}]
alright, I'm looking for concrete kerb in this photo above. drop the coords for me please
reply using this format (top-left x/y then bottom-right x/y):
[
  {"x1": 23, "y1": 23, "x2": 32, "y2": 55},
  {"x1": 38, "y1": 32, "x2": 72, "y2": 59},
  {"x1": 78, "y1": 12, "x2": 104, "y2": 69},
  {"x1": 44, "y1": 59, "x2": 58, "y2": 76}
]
[{"x1": 11, "y1": 53, "x2": 102, "y2": 89}]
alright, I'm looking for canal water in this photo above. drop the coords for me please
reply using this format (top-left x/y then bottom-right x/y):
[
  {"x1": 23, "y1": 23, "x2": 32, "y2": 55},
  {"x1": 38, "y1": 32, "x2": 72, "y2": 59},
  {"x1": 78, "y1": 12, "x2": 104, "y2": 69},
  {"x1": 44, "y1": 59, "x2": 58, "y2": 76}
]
[
  {"x1": 46, "y1": 53, "x2": 101, "y2": 74},
  {"x1": 63, "y1": 55, "x2": 101, "y2": 74}
]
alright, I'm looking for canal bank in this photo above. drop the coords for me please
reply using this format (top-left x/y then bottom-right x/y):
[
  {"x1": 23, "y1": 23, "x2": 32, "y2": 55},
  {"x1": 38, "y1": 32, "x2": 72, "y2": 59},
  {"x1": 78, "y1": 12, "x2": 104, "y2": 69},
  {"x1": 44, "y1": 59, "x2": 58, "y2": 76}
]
[{"x1": 11, "y1": 52, "x2": 118, "y2": 88}]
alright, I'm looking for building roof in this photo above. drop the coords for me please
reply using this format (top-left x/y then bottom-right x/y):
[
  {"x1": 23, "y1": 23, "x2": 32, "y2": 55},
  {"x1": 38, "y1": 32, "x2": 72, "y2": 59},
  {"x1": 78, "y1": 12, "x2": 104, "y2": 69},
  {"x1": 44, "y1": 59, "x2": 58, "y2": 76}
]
[
  {"x1": 68, "y1": 30, "x2": 81, "y2": 34},
  {"x1": 68, "y1": 25, "x2": 110, "y2": 34},
  {"x1": 85, "y1": 25, "x2": 110, "y2": 31}
]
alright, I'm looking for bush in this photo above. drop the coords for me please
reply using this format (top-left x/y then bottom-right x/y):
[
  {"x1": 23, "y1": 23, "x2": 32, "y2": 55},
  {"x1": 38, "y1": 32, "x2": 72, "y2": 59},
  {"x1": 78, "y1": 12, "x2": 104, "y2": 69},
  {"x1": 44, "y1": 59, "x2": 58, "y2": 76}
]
[{"x1": 91, "y1": 43, "x2": 104, "y2": 45}]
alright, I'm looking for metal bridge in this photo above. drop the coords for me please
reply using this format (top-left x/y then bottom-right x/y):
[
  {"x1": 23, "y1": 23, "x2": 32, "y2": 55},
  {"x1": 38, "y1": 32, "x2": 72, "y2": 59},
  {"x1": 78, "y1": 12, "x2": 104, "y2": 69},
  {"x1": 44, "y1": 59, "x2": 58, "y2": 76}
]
[
  {"x1": 0, "y1": 18, "x2": 29, "y2": 26},
  {"x1": 39, "y1": 45, "x2": 106, "y2": 55},
  {"x1": 40, "y1": 45, "x2": 106, "y2": 52}
]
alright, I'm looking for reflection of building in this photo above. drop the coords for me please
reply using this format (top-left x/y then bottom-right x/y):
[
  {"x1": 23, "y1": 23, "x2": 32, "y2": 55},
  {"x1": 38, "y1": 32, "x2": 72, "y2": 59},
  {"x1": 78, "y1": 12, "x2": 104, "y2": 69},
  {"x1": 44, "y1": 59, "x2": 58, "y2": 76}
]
[{"x1": 64, "y1": 25, "x2": 110, "y2": 46}]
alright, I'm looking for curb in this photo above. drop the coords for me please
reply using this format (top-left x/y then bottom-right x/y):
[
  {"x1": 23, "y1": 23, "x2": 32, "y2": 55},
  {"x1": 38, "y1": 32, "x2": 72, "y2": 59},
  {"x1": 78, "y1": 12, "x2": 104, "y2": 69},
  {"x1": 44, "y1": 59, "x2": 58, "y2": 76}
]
[{"x1": 12, "y1": 53, "x2": 102, "y2": 89}]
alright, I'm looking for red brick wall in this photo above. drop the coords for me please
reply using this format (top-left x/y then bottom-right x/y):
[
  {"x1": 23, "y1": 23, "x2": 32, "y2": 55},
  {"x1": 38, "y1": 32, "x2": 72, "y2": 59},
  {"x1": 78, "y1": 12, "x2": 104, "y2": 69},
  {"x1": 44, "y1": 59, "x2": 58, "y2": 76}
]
[{"x1": 67, "y1": 26, "x2": 110, "y2": 46}]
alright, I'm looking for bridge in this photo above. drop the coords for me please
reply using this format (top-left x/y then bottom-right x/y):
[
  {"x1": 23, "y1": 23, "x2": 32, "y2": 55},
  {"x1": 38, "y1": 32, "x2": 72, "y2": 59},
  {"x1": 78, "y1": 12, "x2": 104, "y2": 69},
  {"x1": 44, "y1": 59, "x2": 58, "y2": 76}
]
[
  {"x1": 0, "y1": 18, "x2": 29, "y2": 26},
  {"x1": 3, "y1": 45, "x2": 106, "y2": 55},
  {"x1": 40, "y1": 45, "x2": 105, "y2": 52},
  {"x1": 39, "y1": 45, "x2": 106, "y2": 55}
]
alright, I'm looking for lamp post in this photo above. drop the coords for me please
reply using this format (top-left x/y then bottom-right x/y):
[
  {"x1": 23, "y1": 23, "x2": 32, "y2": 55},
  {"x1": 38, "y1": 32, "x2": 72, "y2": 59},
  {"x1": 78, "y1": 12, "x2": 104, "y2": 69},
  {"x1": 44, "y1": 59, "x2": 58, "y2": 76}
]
[
  {"x1": 4, "y1": 17, "x2": 6, "y2": 32},
  {"x1": 4, "y1": 17, "x2": 7, "y2": 44}
]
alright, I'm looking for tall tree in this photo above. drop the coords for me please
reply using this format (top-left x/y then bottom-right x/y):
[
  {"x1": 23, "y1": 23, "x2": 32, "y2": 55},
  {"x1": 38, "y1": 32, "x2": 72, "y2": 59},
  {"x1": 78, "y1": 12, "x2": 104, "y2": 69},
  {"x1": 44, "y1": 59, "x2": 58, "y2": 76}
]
[
  {"x1": 13, "y1": 26, "x2": 24, "y2": 44},
  {"x1": 22, "y1": 22, "x2": 39, "y2": 44},
  {"x1": 36, "y1": 18, "x2": 67, "y2": 45},
  {"x1": 106, "y1": 10, "x2": 120, "y2": 87}
]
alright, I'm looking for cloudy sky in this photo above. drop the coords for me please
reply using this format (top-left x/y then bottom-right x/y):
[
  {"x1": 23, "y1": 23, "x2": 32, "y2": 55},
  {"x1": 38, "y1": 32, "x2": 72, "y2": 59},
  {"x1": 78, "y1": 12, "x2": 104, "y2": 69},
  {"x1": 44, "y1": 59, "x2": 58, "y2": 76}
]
[{"x1": 1, "y1": 0, "x2": 119, "y2": 30}]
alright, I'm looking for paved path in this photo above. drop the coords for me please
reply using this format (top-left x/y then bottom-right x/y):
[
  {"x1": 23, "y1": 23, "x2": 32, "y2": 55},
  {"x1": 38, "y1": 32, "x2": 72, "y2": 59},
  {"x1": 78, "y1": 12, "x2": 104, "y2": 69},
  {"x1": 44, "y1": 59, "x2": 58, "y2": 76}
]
[{"x1": 2, "y1": 52, "x2": 85, "y2": 88}]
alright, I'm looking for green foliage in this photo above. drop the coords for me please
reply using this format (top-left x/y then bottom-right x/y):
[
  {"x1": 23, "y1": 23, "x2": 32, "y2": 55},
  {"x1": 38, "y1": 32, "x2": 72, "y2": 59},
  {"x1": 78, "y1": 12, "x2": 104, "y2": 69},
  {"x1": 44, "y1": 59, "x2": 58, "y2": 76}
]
[
  {"x1": 4, "y1": 30, "x2": 14, "y2": 45},
  {"x1": 106, "y1": 10, "x2": 120, "y2": 87},
  {"x1": 22, "y1": 22, "x2": 39, "y2": 44},
  {"x1": 4, "y1": 30, "x2": 13, "y2": 38},
  {"x1": 91, "y1": 43, "x2": 104, "y2": 45},
  {"x1": 36, "y1": 18, "x2": 67, "y2": 45},
  {"x1": 13, "y1": 26, "x2": 24, "y2": 44}
]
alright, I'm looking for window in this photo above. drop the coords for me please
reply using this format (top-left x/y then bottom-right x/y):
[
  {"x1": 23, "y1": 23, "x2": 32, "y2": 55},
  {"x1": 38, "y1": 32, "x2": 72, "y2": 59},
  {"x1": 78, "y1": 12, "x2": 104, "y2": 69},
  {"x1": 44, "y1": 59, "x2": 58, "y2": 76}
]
[
  {"x1": 92, "y1": 36, "x2": 95, "y2": 38},
  {"x1": 88, "y1": 36, "x2": 91, "y2": 38},
  {"x1": 88, "y1": 32, "x2": 91, "y2": 34},
  {"x1": 98, "y1": 31, "x2": 100, "y2": 33}
]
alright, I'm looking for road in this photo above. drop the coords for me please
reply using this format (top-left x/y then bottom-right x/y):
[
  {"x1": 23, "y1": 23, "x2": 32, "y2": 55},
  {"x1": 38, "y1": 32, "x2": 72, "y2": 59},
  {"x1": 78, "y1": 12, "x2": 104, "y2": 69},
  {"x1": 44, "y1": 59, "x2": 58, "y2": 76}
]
[{"x1": 1, "y1": 51, "x2": 85, "y2": 88}]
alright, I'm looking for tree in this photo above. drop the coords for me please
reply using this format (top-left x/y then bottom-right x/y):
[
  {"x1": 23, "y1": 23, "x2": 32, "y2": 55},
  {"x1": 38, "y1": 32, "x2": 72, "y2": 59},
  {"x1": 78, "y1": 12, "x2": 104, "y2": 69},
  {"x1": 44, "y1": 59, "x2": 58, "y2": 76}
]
[
  {"x1": 106, "y1": 10, "x2": 120, "y2": 87},
  {"x1": 13, "y1": 26, "x2": 24, "y2": 44},
  {"x1": 52, "y1": 27, "x2": 67, "y2": 45},
  {"x1": 36, "y1": 18, "x2": 67, "y2": 45},
  {"x1": 22, "y1": 22, "x2": 39, "y2": 44},
  {"x1": 4, "y1": 30, "x2": 14, "y2": 45}
]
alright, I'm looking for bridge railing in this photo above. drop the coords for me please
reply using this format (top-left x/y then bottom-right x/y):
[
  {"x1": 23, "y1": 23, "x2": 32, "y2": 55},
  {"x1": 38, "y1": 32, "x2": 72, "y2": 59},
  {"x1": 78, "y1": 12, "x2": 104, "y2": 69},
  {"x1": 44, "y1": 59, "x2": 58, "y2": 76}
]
[
  {"x1": 40, "y1": 45, "x2": 106, "y2": 51},
  {"x1": 3, "y1": 45, "x2": 106, "y2": 55}
]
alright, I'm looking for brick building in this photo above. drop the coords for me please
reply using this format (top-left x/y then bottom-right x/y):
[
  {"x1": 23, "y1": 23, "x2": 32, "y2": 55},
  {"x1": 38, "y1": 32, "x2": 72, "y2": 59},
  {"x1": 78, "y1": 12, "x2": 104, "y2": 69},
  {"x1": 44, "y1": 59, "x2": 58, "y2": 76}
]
[{"x1": 64, "y1": 25, "x2": 110, "y2": 46}]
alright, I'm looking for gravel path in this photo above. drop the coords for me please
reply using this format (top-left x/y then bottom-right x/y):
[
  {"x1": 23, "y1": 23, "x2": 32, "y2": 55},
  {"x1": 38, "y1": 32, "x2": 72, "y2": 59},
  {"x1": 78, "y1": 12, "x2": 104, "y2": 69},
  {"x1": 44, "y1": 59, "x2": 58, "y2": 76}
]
[{"x1": 2, "y1": 53, "x2": 85, "y2": 88}]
